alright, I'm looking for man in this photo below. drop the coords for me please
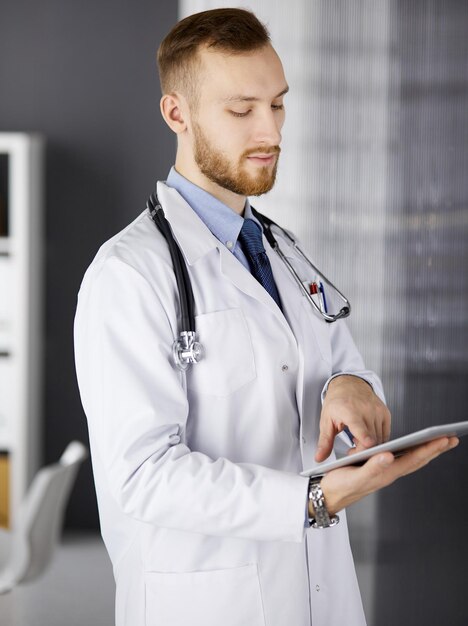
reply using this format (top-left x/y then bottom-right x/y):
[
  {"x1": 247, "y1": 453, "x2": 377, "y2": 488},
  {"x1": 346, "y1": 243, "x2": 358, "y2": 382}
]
[{"x1": 74, "y1": 8, "x2": 458, "y2": 626}]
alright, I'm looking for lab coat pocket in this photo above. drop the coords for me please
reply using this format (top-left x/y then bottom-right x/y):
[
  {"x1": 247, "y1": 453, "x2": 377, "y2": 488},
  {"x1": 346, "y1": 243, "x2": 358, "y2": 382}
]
[
  {"x1": 301, "y1": 299, "x2": 332, "y2": 364},
  {"x1": 145, "y1": 563, "x2": 266, "y2": 626},
  {"x1": 186, "y1": 308, "x2": 256, "y2": 397}
]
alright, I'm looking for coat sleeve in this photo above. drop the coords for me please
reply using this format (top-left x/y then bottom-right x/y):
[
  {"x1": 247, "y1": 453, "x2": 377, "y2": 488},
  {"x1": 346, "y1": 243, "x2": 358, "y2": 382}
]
[
  {"x1": 274, "y1": 226, "x2": 385, "y2": 405},
  {"x1": 321, "y1": 318, "x2": 386, "y2": 404},
  {"x1": 74, "y1": 254, "x2": 308, "y2": 543}
]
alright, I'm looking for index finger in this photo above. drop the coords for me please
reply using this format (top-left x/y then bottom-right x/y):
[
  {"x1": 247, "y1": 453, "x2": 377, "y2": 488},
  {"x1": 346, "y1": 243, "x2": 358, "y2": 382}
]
[{"x1": 344, "y1": 419, "x2": 376, "y2": 449}]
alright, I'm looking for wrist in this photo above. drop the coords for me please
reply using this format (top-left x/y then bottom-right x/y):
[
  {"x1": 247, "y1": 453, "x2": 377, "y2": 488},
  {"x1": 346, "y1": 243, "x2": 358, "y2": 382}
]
[
  {"x1": 327, "y1": 374, "x2": 373, "y2": 395},
  {"x1": 307, "y1": 476, "x2": 340, "y2": 529}
]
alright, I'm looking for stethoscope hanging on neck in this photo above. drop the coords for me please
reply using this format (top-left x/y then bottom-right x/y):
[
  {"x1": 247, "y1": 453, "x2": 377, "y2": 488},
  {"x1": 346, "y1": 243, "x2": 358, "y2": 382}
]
[
  {"x1": 146, "y1": 192, "x2": 203, "y2": 370},
  {"x1": 147, "y1": 189, "x2": 351, "y2": 371}
]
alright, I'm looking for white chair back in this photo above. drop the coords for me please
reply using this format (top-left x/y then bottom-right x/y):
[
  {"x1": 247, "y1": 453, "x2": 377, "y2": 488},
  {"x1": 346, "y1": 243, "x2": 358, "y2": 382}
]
[{"x1": 0, "y1": 441, "x2": 87, "y2": 592}]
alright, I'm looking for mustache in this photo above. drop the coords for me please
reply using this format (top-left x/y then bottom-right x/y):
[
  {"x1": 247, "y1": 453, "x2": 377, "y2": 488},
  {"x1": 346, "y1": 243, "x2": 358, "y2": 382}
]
[{"x1": 242, "y1": 146, "x2": 281, "y2": 158}]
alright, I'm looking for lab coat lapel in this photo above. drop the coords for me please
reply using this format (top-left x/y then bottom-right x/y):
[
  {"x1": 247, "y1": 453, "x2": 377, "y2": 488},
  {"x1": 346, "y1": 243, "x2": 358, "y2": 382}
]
[
  {"x1": 157, "y1": 182, "x2": 292, "y2": 331},
  {"x1": 156, "y1": 182, "x2": 218, "y2": 264},
  {"x1": 217, "y1": 243, "x2": 291, "y2": 330}
]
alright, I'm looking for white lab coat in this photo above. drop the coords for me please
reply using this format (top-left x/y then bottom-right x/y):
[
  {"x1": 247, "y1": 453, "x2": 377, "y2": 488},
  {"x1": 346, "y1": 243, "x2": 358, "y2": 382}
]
[{"x1": 74, "y1": 182, "x2": 385, "y2": 626}]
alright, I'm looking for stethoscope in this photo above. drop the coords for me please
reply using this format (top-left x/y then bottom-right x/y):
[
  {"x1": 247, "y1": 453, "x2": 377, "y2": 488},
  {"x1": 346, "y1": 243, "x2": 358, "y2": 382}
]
[{"x1": 147, "y1": 191, "x2": 351, "y2": 371}]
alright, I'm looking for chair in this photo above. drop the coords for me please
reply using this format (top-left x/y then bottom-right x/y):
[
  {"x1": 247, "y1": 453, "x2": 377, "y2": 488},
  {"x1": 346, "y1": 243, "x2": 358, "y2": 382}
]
[{"x1": 0, "y1": 440, "x2": 88, "y2": 593}]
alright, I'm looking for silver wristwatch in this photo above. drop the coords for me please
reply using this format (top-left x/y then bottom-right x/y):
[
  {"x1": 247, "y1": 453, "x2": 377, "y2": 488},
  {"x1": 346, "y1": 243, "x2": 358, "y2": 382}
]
[{"x1": 308, "y1": 477, "x2": 340, "y2": 529}]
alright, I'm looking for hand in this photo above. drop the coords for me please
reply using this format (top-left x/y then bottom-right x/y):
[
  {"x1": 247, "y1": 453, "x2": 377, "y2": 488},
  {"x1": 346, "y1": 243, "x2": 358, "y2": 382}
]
[
  {"x1": 315, "y1": 375, "x2": 391, "y2": 462},
  {"x1": 318, "y1": 436, "x2": 459, "y2": 516}
]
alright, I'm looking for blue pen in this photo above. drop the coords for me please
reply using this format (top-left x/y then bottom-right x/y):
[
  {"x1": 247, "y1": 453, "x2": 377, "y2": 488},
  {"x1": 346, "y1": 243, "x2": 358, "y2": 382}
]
[
  {"x1": 344, "y1": 426, "x2": 355, "y2": 446},
  {"x1": 319, "y1": 282, "x2": 328, "y2": 313}
]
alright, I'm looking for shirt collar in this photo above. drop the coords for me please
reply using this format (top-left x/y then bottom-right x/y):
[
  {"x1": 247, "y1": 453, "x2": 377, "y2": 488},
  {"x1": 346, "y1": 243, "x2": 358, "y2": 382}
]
[{"x1": 166, "y1": 167, "x2": 262, "y2": 250}]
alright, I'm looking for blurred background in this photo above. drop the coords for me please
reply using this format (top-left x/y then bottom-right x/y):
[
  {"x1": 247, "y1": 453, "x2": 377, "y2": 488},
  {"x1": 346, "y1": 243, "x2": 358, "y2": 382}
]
[{"x1": 1, "y1": 1, "x2": 467, "y2": 624}]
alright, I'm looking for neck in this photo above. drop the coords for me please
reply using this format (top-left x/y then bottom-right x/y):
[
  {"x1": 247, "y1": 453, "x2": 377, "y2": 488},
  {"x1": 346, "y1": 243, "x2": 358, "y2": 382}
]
[{"x1": 174, "y1": 156, "x2": 246, "y2": 215}]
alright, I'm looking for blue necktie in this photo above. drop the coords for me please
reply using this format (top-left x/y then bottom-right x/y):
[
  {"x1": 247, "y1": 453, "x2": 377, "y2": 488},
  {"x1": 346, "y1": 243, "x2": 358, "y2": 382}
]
[{"x1": 238, "y1": 219, "x2": 282, "y2": 309}]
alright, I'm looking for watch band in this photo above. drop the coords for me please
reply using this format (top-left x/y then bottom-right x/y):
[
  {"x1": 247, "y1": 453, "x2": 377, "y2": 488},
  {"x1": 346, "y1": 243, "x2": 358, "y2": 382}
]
[{"x1": 308, "y1": 477, "x2": 340, "y2": 529}]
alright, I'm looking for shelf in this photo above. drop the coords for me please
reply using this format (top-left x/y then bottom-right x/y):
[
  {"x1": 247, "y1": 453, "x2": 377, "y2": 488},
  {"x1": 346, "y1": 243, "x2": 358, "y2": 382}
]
[
  {"x1": 0, "y1": 133, "x2": 43, "y2": 526},
  {"x1": 0, "y1": 440, "x2": 12, "y2": 453},
  {"x1": 0, "y1": 237, "x2": 10, "y2": 256}
]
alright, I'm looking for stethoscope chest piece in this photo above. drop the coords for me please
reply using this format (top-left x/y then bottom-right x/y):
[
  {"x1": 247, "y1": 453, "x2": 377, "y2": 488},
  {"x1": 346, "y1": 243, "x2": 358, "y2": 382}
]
[{"x1": 173, "y1": 331, "x2": 204, "y2": 371}]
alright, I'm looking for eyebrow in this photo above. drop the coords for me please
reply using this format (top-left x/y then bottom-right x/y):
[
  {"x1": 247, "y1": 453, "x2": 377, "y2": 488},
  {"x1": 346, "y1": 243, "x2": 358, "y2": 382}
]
[{"x1": 222, "y1": 86, "x2": 289, "y2": 103}]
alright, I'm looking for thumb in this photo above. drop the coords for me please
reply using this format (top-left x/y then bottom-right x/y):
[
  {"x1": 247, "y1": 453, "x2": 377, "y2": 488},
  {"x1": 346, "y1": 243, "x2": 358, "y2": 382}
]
[
  {"x1": 315, "y1": 419, "x2": 337, "y2": 462},
  {"x1": 364, "y1": 451, "x2": 395, "y2": 479}
]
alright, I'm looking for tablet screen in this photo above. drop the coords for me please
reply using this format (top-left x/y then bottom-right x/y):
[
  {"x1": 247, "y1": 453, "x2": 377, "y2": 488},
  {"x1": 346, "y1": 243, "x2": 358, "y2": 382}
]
[{"x1": 301, "y1": 420, "x2": 468, "y2": 477}]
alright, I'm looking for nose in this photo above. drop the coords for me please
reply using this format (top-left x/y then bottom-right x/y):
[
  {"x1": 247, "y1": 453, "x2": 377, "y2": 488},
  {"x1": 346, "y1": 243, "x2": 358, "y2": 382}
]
[{"x1": 253, "y1": 108, "x2": 283, "y2": 146}]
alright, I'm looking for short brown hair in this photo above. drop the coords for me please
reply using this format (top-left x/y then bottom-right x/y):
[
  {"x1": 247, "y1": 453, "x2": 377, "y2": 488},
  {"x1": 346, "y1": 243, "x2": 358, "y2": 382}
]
[{"x1": 157, "y1": 8, "x2": 270, "y2": 105}]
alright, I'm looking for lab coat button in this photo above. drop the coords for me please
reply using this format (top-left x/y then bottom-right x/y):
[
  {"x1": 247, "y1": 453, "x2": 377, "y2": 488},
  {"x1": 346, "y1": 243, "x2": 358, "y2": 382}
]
[
  {"x1": 281, "y1": 364, "x2": 288, "y2": 372},
  {"x1": 302, "y1": 436, "x2": 306, "y2": 444},
  {"x1": 315, "y1": 585, "x2": 320, "y2": 592}
]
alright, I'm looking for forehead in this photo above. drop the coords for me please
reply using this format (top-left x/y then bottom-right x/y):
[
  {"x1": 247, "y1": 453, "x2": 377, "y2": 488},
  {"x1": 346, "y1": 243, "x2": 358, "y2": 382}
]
[{"x1": 196, "y1": 44, "x2": 287, "y2": 102}]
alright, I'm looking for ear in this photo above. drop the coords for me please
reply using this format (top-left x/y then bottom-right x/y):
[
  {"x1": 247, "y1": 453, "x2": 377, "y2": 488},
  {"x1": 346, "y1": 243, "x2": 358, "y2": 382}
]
[{"x1": 160, "y1": 93, "x2": 188, "y2": 134}]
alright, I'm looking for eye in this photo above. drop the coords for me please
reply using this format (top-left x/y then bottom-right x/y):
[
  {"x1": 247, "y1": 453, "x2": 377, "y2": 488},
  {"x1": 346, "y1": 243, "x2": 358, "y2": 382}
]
[
  {"x1": 272, "y1": 103, "x2": 284, "y2": 111},
  {"x1": 230, "y1": 110, "x2": 251, "y2": 118}
]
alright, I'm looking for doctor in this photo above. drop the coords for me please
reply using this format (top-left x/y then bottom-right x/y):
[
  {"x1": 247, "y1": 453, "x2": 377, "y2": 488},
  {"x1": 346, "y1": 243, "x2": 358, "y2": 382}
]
[{"x1": 74, "y1": 8, "x2": 458, "y2": 626}]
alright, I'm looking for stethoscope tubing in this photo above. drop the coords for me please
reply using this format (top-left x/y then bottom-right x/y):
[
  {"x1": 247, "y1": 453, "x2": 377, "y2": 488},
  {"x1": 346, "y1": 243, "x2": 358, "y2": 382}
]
[
  {"x1": 147, "y1": 192, "x2": 196, "y2": 332},
  {"x1": 251, "y1": 208, "x2": 351, "y2": 322},
  {"x1": 273, "y1": 243, "x2": 350, "y2": 322}
]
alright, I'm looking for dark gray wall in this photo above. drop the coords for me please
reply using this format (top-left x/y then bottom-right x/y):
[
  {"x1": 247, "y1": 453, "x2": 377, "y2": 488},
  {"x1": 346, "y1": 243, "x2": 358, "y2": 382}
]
[{"x1": 0, "y1": 0, "x2": 178, "y2": 528}]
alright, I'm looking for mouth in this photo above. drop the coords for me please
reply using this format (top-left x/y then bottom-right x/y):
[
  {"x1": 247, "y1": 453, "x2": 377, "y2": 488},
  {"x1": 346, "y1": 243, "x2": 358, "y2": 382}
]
[{"x1": 246, "y1": 153, "x2": 278, "y2": 166}]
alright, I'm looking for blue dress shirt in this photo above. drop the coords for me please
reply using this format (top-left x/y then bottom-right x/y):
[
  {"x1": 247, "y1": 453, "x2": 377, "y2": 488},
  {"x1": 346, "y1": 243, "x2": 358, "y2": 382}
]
[{"x1": 166, "y1": 167, "x2": 262, "y2": 271}]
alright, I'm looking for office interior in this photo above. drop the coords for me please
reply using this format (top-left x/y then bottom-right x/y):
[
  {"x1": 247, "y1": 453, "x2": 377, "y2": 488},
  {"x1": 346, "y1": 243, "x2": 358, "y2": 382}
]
[{"x1": 0, "y1": 1, "x2": 467, "y2": 624}]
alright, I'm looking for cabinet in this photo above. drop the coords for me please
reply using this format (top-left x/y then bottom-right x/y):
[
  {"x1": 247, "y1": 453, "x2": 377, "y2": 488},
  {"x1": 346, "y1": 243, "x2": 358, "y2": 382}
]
[{"x1": 0, "y1": 133, "x2": 44, "y2": 527}]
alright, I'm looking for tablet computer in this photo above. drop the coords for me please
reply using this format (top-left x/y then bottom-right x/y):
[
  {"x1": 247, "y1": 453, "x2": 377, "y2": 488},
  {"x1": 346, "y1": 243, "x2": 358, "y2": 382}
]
[{"x1": 301, "y1": 420, "x2": 468, "y2": 478}]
